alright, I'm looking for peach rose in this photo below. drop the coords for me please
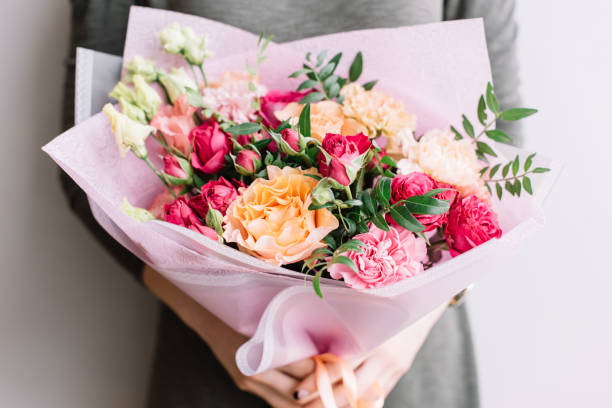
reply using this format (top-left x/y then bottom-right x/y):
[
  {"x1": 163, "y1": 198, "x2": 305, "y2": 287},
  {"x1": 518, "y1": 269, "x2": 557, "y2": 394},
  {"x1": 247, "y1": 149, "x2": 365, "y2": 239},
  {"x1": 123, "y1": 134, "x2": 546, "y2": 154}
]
[
  {"x1": 275, "y1": 100, "x2": 352, "y2": 142},
  {"x1": 222, "y1": 165, "x2": 339, "y2": 266},
  {"x1": 402, "y1": 129, "x2": 489, "y2": 199},
  {"x1": 340, "y1": 83, "x2": 416, "y2": 148},
  {"x1": 150, "y1": 94, "x2": 196, "y2": 155}
]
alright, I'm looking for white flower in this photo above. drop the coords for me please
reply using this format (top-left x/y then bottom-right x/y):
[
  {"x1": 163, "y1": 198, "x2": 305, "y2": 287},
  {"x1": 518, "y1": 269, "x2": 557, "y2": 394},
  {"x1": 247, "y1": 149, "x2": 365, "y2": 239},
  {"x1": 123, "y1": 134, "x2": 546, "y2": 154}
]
[
  {"x1": 133, "y1": 74, "x2": 162, "y2": 119},
  {"x1": 117, "y1": 97, "x2": 147, "y2": 124},
  {"x1": 102, "y1": 103, "x2": 155, "y2": 158},
  {"x1": 109, "y1": 81, "x2": 136, "y2": 104},
  {"x1": 125, "y1": 56, "x2": 157, "y2": 82},
  {"x1": 387, "y1": 127, "x2": 418, "y2": 157},
  {"x1": 182, "y1": 26, "x2": 213, "y2": 65},
  {"x1": 396, "y1": 158, "x2": 424, "y2": 175},
  {"x1": 158, "y1": 67, "x2": 197, "y2": 103},
  {"x1": 159, "y1": 22, "x2": 185, "y2": 54},
  {"x1": 121, "y1": 198, "x2": 155, "y2": 222}
]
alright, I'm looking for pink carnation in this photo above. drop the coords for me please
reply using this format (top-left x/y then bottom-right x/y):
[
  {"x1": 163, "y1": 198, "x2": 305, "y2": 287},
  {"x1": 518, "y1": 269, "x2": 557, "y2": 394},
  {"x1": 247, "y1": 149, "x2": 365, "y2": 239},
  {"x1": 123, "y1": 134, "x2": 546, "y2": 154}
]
[
  {"x1": 202, "y1": 71, "x2": 266, "y2": 124},
  {"x1": 329, "y1": 224, "x2": 427, "y2": 290},
  {"x1": 150, "y1": 94, "x2": 197, "y2": 155}
]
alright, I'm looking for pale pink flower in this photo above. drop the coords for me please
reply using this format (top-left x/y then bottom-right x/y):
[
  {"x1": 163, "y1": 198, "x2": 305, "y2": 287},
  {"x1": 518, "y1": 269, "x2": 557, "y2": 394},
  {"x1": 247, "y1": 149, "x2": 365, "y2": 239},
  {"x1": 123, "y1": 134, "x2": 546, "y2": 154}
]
[
  {"x1": 202, "y1": 71, "x2": 267, "y2": 124},
  {"x1": 150, "y1": 94, "x2": 197, "y2": 155},
  {"x1": 329, "y1": 224, "x2": 427, "y2": 290}
]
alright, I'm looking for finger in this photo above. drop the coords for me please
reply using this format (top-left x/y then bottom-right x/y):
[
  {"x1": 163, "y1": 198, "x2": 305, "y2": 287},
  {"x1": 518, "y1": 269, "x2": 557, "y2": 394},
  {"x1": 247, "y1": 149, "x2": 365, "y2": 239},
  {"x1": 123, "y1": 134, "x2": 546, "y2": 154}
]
[
  {"x1": 244, "y1": 380, "x2": 302, "y2": 408},
  {"x1": 250, "y1": 369, "x2": 300, "y2": 397},
  {"x1": 295, "y1": 356, "x2": 365, "y2": 403},
  {"x1": 280, "y1": 357, "x2": 315, "y2": 379}
]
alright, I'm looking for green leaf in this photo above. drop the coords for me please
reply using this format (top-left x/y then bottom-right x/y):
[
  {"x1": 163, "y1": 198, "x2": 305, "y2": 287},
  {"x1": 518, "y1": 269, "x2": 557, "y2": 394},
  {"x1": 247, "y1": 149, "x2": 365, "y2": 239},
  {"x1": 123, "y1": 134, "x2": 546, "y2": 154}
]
[
  {"x1": 322, "y1": 234, "x2": 337, "y2": 249},
  {"x1": 322, "y1": 74, "x2": 338, "y2": 89},
  {"x1": 486, "y1": 82, "x2": 499, "y2": 113},
  {"x1": 297, "y1": 79, "x2": 318, "y2": 91},
  {"x1": 344, "y1": 199, "x2": 363, "y2": 207},
  {"x1": 485, "y1": 129, "x2": 512, "y2": 144},
  {"x1": 349, "y1": 51, "x2": 363, "y2": 82},
  {"x1": 363, "y1": 80, "x2": 378, "y2": 91},
  {"x1": 298, "y1": 103, "x2": 311, "y2": 138},
  {"x1": 523, "y1": 176, "x2": 533, "y2": 195},
  {"x1": 524, "y1": 153, "x2": 536, "y2": 172},
  {"x1": 479, "y1": 166, "x2": 489, "y2": 177},
  {"x1": 502, "y1": 162, "x2": 511, "y2": 178},
  {"x1": 299, "y1": 92, "x2": 325, "y2": 104},
  {"x1": 500, "y1": 108, "x2": 538, "y2": 121},
  {"x1": 476, "y1": 141, "x2": 497, "y2": 157},
  {"x1": 308, "y1": 202, "x2": 335, "y2": 210},
  {"x1": 371, "y1": 213, "x2": 390, "y2": 231},
  {"x1": 333, "y1": 255, "x2": 358, "y2": 272},
  {"x1": 423, "y1": 188, "x2": 452, "y2": 198},
  {"x1": 485, "y1": 183, "x2": 492, "y2": 195},
  {"x1": 329, "y1": 52, "x2": 342, "y2": 69},
  {"x1": 312, "y1": 270, "x2": 323, "y2": 298},
  {"x1": 319, "y1": 62, "x2": 335, "y2": 79},
  {"x1": 512, "y1": 155, "x2": 520, "y2": 176},
  {"x1": 327, "y1": 82, "x2": 341, "y2": 98},
  {"x1": 374, "y1": 177, "x2": 392, "y2": 205},
  {"x1": 514, "y1": 178, "x2": 522, "y2": 197},
  {"x1": 316, "y1": 50, "x2": 328, "y2": 67},
  {"x1": 336, "y1": 239, "x2": 365, "y2": 254},
  {"x1": 450, "y1": 125, "x2": 463, "y2": 140},
  {"x1": 495, "y1": 182, "x2": 503, "y2": 200},
  {"x1": 505, "y1": 180, "x2": 515, "y2": 196},
  {"x1": 489, "y1": 163, "x2": 501, "y2": 178},
  {"x1": 289, "y1": 68, "x2": 309, "y2": 78},
  {"x1": 533, "y1": 167, "x2": 550, "y2": 173},
  {"x1": 361, "y1": 190, "x2": 376, "y2": 215},
  {"x1": 477, "y1": 95, "x2": 487, "y2": 125},
  {"x1": 389, "y1": 206, "x2": 425, "y2": 233},
  {"x1": 226, "y1": 122, "x2": 261, "y2": 136},
  {"x1": 380, "y1": 155, "x2": 397, "y2": 167},
  {"x1": 403, "y1": 196, "x2": 450, "y2": 215},
  {"x1": 462, "y1": 115, "x2": 475, "y2": 138}
]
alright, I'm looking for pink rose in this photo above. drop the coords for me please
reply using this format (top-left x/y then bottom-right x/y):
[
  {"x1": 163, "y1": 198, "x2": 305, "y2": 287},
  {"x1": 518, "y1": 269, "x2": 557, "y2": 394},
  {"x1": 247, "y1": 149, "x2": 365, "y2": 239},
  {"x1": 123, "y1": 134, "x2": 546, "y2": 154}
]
[
  {"x1": 163, "y1": 196, "x2": 218, "y2": 240},
  {"x1": 281, "y1": 128, "x2": 300, "y2": 152},
  {"x1": 190, "y1": 177, "x2": 238, "y2": 217},
  {"x1": 150, "y1": 94, "x2": 197, "y2": 155},
  {"x1": 445, "y1": 195, "x2": 502, "y2": 257},
  {"x1": 189, "y1": 120, "x2": 232, "y2": 174},
  {"x1": 329, "y1": 224, "x2": 427, "y2": 289},
  {"x1": 389, "y1": 172, "x2": 457, "y2": 231},
  {"x1": 163, "y1": 155, "x2": 188, "y2": 179},
  {"x1": 148, "y1": 187, "x2": 182, "y2": 219},
  {"x1": 235, "y1": 149, "x2": 261, "y2": 175},
  {"x1": 259, "y1": 90, "x2": 308, "y2": 128},
  {"x1": 318, "y1": 133, "x2": 372, "y2": 185}
]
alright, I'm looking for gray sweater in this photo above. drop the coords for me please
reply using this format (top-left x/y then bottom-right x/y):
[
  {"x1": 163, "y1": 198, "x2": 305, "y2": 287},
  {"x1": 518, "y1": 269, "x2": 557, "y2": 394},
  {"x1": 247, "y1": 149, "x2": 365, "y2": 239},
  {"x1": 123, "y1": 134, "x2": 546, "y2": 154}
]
[{"x1": 61, "y1": 1, "x2": 521, "y2": 406}]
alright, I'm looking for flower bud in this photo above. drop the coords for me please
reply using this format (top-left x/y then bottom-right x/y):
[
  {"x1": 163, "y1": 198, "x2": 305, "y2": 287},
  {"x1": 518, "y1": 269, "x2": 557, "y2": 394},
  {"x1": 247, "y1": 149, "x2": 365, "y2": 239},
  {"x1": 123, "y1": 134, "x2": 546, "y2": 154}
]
[
  {"x1": 310, "y1": 181, "x2": 335, "y2": 207},
  {"x1": 125, "y1": 55, "x2": 158, "y2": 82},
  {"x1": 159, "y1": 22, "x2": 186, "y2": 54},
  {"x1": 235, "y1": 149, "x2": 262, "y2": 175},
  {"x1": 133, "y1": 74, "x2": 162, "y2": 119},
  {"x1": 102, "y1": 103, "x2": 154, "y2": 158},
  {"x1": 279, "y1": 128, "x2": 304, "y2": 155},
  {"x1": 163, "y1": 155, "x2": 191, "y2": 182},
  {"x1": 121, "y1": 198, "x2": 155, "y2": 222},
  {"x1": 158, "y1": 67, "x2": 197, "y2": 103},
  {"x1": 118, "y1": 97, "x2": 147, "y2": 124},
  {"x1": 182, "y1": 26, "x2": 213, "y2": 65},
  {"x1": 109, "y1": 81, "x2": 136, "y2": 104}
]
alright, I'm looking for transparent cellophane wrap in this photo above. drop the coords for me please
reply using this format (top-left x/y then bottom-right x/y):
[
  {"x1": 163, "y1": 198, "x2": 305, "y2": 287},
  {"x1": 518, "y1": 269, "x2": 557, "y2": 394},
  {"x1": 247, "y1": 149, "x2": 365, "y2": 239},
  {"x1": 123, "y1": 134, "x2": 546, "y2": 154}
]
[{"x1": 43, "y1": 7, "x2": 560, "y2": 375}]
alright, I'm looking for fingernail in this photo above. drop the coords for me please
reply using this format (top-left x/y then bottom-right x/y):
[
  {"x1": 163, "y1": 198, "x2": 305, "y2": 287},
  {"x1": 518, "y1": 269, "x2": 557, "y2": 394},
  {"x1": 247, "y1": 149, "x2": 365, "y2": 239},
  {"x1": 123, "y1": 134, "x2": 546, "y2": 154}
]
[{"x1": 293, "y1": 389, "x2": 309, "y2": 400}]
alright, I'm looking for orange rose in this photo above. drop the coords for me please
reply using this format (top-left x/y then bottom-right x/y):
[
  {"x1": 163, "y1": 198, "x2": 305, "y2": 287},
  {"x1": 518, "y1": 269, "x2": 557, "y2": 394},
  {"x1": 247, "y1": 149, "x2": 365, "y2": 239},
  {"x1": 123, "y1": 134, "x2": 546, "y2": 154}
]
[{"x1": 222, "y1": 166, "x2": 339, "y2": 265}]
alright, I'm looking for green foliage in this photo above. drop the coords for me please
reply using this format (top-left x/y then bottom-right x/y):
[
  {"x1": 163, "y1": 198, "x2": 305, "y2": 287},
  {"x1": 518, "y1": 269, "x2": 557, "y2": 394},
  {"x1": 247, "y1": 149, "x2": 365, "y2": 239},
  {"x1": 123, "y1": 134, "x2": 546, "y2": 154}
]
[{"x1": 482, "y1": 152, "x2": 550, "y2": 199}]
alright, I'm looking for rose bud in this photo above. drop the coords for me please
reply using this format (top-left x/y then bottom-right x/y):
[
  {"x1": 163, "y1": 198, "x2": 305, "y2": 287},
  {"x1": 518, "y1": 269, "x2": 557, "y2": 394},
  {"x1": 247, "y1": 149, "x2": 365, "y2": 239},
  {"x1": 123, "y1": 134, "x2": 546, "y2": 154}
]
[
  {"x1": 189, "y1": 120, "x2": 232, "y2": 174},
  {"x1": 163, "y1": 155, "x2": 190, "y2": 181},
  {"x1": 318, "y1": 133, "x2": 371, "y2": 186},
  {"x1": 279, "y1": 128, "x2": 303, "y2": 155},
  {"x1": 235, "y1": 149, "x2": 262, "y2": 176},
  {"x1": 189, "y1": 177, "x2": 238, "y2": 217},
  {"x1": 445, "y1": 195, "x2": 502, "y2": 257},
  {"x1": 389, "y1": 172, "x2": 457, "y2": 231},
  {"x1": 163, "y1": 196, "x2": 218, "y2": 240}
]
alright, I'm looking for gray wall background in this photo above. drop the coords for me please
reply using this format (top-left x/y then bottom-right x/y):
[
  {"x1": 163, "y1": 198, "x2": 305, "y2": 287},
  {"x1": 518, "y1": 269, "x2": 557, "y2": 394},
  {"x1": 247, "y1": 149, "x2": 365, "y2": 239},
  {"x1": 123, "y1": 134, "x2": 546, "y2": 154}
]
[{"x1": 1, "y1": 0, "x2": 610, "y2": 407}]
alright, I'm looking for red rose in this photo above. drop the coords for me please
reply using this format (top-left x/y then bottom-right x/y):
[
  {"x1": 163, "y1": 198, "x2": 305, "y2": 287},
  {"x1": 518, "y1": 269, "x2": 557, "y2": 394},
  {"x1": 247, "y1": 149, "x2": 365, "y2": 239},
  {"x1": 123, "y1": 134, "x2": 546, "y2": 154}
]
[
  {"x1": 445, "y1": 195, "x2": 502, "y2": 257},
  {"x1": 163, "y1": 155, "x2": 188, "y2": 179},
  {"x1": 259, "y1": 90, "x2": 307, "y2": 128},
  {"x1": 390, "y1": 172, "x2": 457, "y2": 231},
  {"x1": 189, "y1": 120, "x2": 232, "y2": 174},
  {"x1": 318, "y1": 133, "x2": 371, "y2": 185},
  {"x1": 236, "y1": 149, "x2": 262, "y2": 175},
  {"x1": 190, "y1": 177, "x2": 237, "y2": 217},
  {"x1": 163, "y1": 196, "x2": 218, "y2": 240}
]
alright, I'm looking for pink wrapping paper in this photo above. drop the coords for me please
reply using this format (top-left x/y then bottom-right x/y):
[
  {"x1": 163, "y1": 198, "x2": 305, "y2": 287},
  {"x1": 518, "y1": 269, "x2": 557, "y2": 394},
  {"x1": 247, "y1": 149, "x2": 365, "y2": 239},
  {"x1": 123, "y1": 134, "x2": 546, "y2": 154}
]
[{"x1": 43, "y1": 7, "x2": 558, "y2": 375}]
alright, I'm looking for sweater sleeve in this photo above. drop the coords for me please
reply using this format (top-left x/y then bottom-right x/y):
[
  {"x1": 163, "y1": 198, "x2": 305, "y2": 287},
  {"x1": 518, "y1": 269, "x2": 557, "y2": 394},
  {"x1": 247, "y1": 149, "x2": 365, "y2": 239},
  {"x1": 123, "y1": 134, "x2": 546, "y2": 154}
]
[
  {"x1": 444, "y1": 0, "x2": 524, "y2": 145},
  {"x1": 59, "y1": 0, "x2": 145, "y2": 282}
]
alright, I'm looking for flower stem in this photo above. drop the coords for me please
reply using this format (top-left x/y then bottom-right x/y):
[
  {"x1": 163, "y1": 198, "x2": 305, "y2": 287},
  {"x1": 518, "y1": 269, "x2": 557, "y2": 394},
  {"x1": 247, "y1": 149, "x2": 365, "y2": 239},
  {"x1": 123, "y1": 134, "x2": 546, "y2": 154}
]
[
  {"x1": 198, "y1": 64, "x2": 209, "y2": 88},
  {"x1": 487, "y1": 170, "x2": 535, "y2": 183},
  {"x1": 344, "y1": 186, "x2": 353, "y2": 201},
  {"x1": 188, "y1": 64, "x2": 200, "y2": 88},
  {"x1": 474, "y1": 113, "x2": 501, "y2": 142},
  {"x1": 143, "y1": 156, "x2": 177, "y2": 198}
]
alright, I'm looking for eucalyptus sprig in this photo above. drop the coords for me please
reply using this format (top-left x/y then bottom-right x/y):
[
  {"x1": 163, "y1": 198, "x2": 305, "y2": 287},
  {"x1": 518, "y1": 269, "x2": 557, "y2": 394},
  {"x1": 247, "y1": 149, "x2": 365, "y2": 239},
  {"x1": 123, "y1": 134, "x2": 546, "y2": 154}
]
[
  {"x1": 481, "y1": 153, "x2": 550, "y2": 199},
  {"x1": 246, "y1": 33, "x2": 274, "y2": 110},
  {"x1": 289, "y1": 50, "x2": 377, "y2": 104}
]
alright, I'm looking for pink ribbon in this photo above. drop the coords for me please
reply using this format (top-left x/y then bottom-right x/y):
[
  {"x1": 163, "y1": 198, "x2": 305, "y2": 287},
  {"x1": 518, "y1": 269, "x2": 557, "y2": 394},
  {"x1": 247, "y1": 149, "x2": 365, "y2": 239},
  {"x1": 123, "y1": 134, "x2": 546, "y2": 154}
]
[{"x1": 313, "y1": 354, "x2": 384, "y2": 408}]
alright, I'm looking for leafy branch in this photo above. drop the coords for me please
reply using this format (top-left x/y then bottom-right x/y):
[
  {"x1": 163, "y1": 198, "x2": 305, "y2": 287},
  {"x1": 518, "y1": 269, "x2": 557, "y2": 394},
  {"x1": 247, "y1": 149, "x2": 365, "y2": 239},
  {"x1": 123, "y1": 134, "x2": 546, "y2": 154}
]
[{"x1": 481, "y1": 153, "x2": 550, "y2": 199}]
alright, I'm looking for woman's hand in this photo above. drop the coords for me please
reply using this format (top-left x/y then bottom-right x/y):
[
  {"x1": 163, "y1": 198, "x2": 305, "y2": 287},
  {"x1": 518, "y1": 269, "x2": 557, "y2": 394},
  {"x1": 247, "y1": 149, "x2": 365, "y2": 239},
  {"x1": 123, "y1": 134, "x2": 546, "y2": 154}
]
[
  {"x1": 143, "y1": 265, "x2": 315, "y2": 408},
  {"x1": 293, "y1": 304, "x2": 447, "y2": 408}
]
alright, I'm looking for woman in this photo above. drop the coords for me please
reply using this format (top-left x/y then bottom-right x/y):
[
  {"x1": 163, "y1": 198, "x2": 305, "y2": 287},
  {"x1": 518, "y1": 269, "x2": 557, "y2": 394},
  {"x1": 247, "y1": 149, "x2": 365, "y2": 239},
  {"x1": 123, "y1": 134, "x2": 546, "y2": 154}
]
[{"x1": 61, "y1": 0, "x2": 521, "y2": 406}]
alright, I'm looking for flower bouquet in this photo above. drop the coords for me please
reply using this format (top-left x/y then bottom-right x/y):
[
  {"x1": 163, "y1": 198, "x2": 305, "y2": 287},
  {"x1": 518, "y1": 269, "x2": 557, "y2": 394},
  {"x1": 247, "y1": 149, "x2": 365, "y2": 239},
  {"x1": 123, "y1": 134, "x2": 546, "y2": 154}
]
[{"x1": 44, "y1": 6, "x2": 558, "y2": 390}]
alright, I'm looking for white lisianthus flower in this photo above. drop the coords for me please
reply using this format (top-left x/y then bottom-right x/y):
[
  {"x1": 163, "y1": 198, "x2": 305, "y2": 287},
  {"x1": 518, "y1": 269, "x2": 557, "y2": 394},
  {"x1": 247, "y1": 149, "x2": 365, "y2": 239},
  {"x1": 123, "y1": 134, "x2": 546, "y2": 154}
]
[
  {"x1": 181, "y1": 26, "x2": 213, "y2": 65},
  {"x1": 102, "y1": 103, "x2": 155, "y2": 158},
  {"x1": 125, "y1": 55, "x2": 158, "y2": 82},
  {"x1": 158, "y1": 67, "x2": 197, "y2": 103},
  {"x1": 159, "y1": 22, "x2": 185, "y2": 54},
  {"x1": 109, "y1": 81, "x2": 136, "y2": 104},
  {"x1": 133, "y1": 75, "x2": 162, "y2": 119},
  {"x1": 121, "y1": 198, "x2": 155, "y2": 222},
  {"x1": 118, "y1": 97, "x2": 147, "y2": 124}
]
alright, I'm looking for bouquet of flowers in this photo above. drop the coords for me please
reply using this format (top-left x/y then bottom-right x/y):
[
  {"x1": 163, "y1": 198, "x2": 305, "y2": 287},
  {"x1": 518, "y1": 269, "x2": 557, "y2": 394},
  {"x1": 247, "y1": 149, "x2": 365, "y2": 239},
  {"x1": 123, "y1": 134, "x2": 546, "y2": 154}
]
[{"x1": 44, "y1": 6, "x2": 558, "y2": 393}]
